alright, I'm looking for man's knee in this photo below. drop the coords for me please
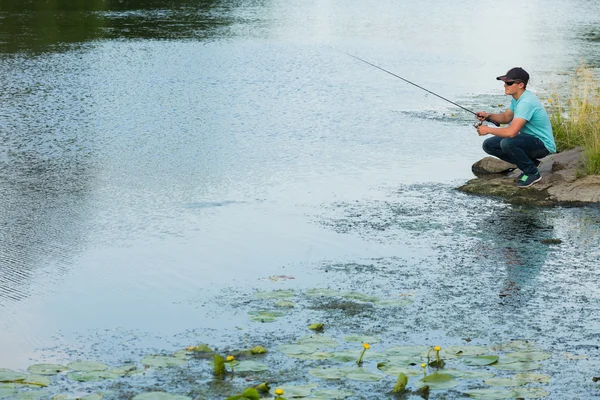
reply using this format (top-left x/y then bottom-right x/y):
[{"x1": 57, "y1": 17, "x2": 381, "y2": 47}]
[
  {"x1": 499, "y1": 138, "x2": 514, "y2": 153},
  {"x1": 482, "y1": 138, "x2": 496, "y2": 154}
]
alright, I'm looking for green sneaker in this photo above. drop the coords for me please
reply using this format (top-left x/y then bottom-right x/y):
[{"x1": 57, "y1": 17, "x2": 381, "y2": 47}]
[{"x1": 516, "y1": 172, "x2": 542, "y2": 187}]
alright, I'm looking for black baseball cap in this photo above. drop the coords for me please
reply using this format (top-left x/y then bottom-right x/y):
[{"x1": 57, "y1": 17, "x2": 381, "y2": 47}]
[{"x1": 496, "y1": 67, "x2": 529, "y2": 84}]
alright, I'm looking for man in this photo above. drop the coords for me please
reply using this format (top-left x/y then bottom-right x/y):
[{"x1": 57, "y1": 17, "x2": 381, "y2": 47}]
[{"x1": 475, "y1": 67, "x2": 556, "y2": 187}]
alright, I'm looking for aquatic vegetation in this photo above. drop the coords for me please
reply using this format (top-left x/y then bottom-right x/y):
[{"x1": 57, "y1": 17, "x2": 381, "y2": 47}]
[
  {"x1": 549, "y1": 65, "x2": 600, "y2": 175},
  {"x1": 274, "y1": 388, "x2": 284, "y2": 399},
  {"x1": 356, "y1": 343, "x2": 370, "y2": 365}
]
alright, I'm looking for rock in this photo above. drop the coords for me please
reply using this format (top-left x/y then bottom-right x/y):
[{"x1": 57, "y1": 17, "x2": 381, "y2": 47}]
[
  {"x1": 457, "y1": 147, "x2": 600, "y2": 206},
  {"x1": 471, "y1": 157, "x2": 516, "y2": 176}
]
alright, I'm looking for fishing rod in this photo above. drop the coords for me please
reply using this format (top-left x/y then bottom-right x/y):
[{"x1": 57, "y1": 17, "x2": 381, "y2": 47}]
[{"x1": 348, "y1": 53, "x2": 499, "y2": 127}]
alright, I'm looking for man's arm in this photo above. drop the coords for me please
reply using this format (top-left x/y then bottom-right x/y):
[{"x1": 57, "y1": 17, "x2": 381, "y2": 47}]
[{"x1": 476, "y1": 109, "x2": 514, "y2": 125}]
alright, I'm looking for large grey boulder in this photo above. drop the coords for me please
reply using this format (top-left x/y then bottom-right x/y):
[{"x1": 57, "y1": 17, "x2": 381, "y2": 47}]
[{"x1": 458, "y1": 147, "x2": 600, "y2": 206}]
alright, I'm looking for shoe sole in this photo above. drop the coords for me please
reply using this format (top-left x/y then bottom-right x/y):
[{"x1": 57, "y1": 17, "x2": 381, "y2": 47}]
[{"x1": 517, "y1": 175, "x2": 542, "y2": 188}]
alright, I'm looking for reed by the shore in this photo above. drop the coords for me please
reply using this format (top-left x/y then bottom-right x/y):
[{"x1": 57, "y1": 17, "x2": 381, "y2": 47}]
[{"x1": 549, "y1": 66, "x2": 600, "y2": 175}]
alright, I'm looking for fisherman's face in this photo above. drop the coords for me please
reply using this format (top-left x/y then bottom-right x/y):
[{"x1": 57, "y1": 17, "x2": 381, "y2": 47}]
[{"x1": 504, "y1": 80, "x2": 524, "y2": 95}]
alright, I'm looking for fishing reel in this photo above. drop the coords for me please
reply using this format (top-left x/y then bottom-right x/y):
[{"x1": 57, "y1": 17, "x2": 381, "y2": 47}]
[{"x1": 473, "y1": 120, "x2": 483, "y2": 129}]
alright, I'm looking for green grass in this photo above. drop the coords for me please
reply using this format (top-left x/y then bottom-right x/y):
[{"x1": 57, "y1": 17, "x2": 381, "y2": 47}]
[{"x1": 548, "y1": 66, "x2": 600, "y2": 175}]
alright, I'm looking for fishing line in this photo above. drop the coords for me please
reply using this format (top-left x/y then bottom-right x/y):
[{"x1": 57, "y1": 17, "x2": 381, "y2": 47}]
[{"x1": 347, "y1": 53, "x2": 499, "y2": 127}]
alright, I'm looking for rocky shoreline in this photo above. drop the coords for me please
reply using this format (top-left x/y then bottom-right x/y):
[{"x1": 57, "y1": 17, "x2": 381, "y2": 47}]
[{"x1": 457, "y1": 147, "x2": 600, "y2": 206}]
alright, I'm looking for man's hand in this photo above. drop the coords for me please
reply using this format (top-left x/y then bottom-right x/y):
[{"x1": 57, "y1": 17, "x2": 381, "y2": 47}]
[
  {"x1": 476, "y1": 124, "x2": 490, "y2": 136},
  {"x1": 475, "y1": 111, "x2": 488, "y2": 122}
]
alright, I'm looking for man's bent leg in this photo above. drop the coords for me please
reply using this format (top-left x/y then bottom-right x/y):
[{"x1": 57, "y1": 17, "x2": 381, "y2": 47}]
[
  {"x1": 482, "y1": 136, "x2": 517, "y2": 165},
  {"x1": 499, "y1": 134, "x2": 549, "y2": 176}
]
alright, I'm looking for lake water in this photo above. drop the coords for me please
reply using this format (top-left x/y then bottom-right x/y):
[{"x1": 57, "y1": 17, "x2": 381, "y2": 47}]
[{"x1": 1, "y1": 0, "x2": 600, "y2": 398}]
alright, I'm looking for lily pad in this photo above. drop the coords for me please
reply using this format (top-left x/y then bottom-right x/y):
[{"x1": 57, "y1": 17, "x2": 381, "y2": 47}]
[
  {"x1": 274, "y1": 300, "x2": 296, "y2": 308},
  {"x1": 305, "y1": 288, "x2": 342, "y2": 297},
  {"x1": 341, "y1": 292, "x2": 380, "y2": 302},
  {"x1": 20, "y1": 375, "x2": 51, "y2": 387},
  {"x1": 484, "y1": 378, "x2": 526, "y2": 387},
  {"x1": 342, "y1": 335, "x2": 381, "y2": 344},
  {"x1": 255, "y1": 290, "x2": 295, "y2": 299},
  {"x1": 345, "y1": 369, "x2": 385, "y2": 381},
  {"x1": 505, "y1": 351, "x2": 552, "y2": 362},
  {"x1": 374, "y1": 298, "x2": 413, "y2": 307},
  {"x1": 512, "y1": 388, "x2": 549, "y2": 398},
  {"x1": 67, "y1": 371, "x2": 111, "y2": 382},
  {"x1": 381, "y1": 355, "x2": 420, "y2": 366},
  {"x1": 297, "y1": 335, "x2": 339, "y2": 348},
  {"x1": 492, "y1": 362, "x2": 541, "y2": 371},
  {"x1": 13, "y1": 390, "x2": 49, "y2": 399},
  {"x1": 464, "y1": 388, "x2": 515, "y2": 399},
  {"x1": 66, "y1": 361, "x2": 108, "y2": 372},
  {"x1": 132, "y1": 393, "x2": 192, "y2": 400},
  {"x1": 331, "y1": 350, "x2": 383, "y2": 362},
  {"x1": 277, "y1": 384, "x2": 317, "y2": 398},
  {"x1": 311, "y1": 389, "x2": 354, "y2": 399},
  {"x1": 290, "y1": 352, "x2": 334, "y2": 360},
  {"x1": 234, "y1": 360, "x2": 269, "y2": 373},
  {"x1": 27, "y1": 364, "x2": 68, "y2": 376},
  {"x1": 110, "y1": 365, "x2": 139, "y2": 376},
  {"x1": 445, "y1": 346, "x2": 490, "y2": 356},
  {"x1": 308, "y1": 367, "x2": 347, "y2": 380},
  {"x1": 377, "y1": 363, "x2": 421, "y2": 377},
  {"x1": 0, "y1": 369, "x2": 27, "y2": 382},
  {"x1": 444, "y1": 369, "x2": 495, "y2": 379},
  {"x1": 141, "y1": 355, "x2": 186, "y2": 368},
  {"x1": 463, "y1": 355, "x2": 499, "y2": 366},
  {"x1": 514, "y1": 373, "x2": 551, "y2": 383},
  {"x1": 0, "y1": 388, "x2": 15, "y2": 399},
  {"x1": 278, "y1": 344, "x2": 318, "y2": 356},
  {"x1": 417, "y1": 373, "x2": 458, "y2": 390},
  {"x1": 248, "y1": 310, "x2": 285, "y2": 323},
  {"x1": 384, "y1": 345, "x2": 429, "y2": 357}
]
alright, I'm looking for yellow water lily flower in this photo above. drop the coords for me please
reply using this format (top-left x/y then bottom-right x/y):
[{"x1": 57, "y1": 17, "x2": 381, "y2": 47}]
[
  {"x1": 363, "y1": 343, "x2": 371, "y2": 349},
  {"x1": 548, "y1": 98, "x2": 553, "y2": 103},
  {"x1": 434, "y1": 346, "x2": 441, "y2": 351},
  {"x1": 226, "y1": 355, "x2": 234, "y2": 362},
  {"x1": 421, "y1": 363, "x2": 426, "y2": 368},
  {"x1": 275, "y1": 388, "x2": 284, "y2": 395}
]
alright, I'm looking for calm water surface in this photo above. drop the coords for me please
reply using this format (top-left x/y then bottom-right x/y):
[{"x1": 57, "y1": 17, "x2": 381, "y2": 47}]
[{"x1": 1, "y1": 0, "x2": 600, "y2": 397}]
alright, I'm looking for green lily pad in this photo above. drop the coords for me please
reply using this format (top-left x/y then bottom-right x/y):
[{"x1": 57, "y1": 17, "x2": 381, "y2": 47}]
[
  {"x1": 444, "y1": 369, "x2": 495, "y2": 379},
  {"x1": 505, "y1": 351, "x2": 552, "y2": 362},
  {"x1": 52, "y1": 395, "x2": 102, "y2": 400},
  {"x1": 141, "y1": 355, "x2": 186, "y2": 368},
  {"x1": 66, "y1": 361, "x2": 108, "y2": 372},
  {"x1": 67, "y1": 371, "x2": 111, "y2": 382},
  {"x1": 274, "y1": 300, "x2": 296, "y2": 308},
  {"x1": 376, "y1": 363, "x2": 421, "y2": 377},
  {"x1": 255, "y1": 290, "x2": 295, "y2": 299},
  {"x1": 374, "y1": 298, "x2": 413, "y2": 307},
  {"x1": 297, "y1": 335, "x2": 339, "y2": 348},
  {"x1": 277, "y1": 384, "x2": 317, "y2": 397},
  {"x1": 514, "y1": 373, "x2": 551, "y2": 383},
  {"x1": 13, "y1": 390, "x2": 49, "y2": 399},
  {"x1": 278, "y1": 344, "x2": 319, "y2": 355},
  {"x1": 512, "y1": 388, "x2": 549, "y2": 398},
  {"x1": 341, "y1": 292, "x2": 381, "y2": 302},
  {"x1": 110, "y1": 365, "x2": 138, "y2": 376},
  {"x1": 384, "y1": 345, "x2": 429, "y2": 357},
  {"x1": 464, "y1": 355, "x2": 499, "y2": 366},
  {"x1": 331, "y1": 350, "x2": 383, "y2": 362},
  {"x1": 492, "y1": 362, "x2": 541, "y2": 371},
  {"x1": 234, "y1": 360, "x2": 269, "y2": 373},
  {"x1": 248, "y1": 310, "x2": 285, "y2": 323},
  {"x1": 173, "y1": 350, "x2": 189, "y2": 360},
  {"x1": 0, "y1": 369, "x2": 27, "y2": 382},
  {"x1": 484, "y1": 378, "x2": 526, "y2": 387},
  {"x1": 381, "y1": 355, "x2": 420, "y2": 366},
  {"x1": 311, "y1": 389, "x2": 354, "y2": 399},
  {"x1": 416, "y1": 373, "x2": 458, "y2": 390},
  {"x1": 502, "y1": 340, "x2": 538, "y2": 351},
  {"x1": 464, "y1": 388, "x2": 515, "y2": 399},
  {"x1": 132, "y1": 393, "x2": 192, "y2": 400},
  {"x1": 445, "y1": 346, "x2": 490, "y2": 356},
  {"x1": 20, "y1": 375, "x2": 51, "y2": 387},
  {"x1": 345, "y1": 369, "x2": 385, "y2": 381},
  {"x1": 308, "y1": 367, "x2": 347, "y2": 380},
  {"x1": 27, "y1": 364, "x2": 68, "y2": 376},
  {"x1": 305, "y1": 288, "x2": 342, "y2": 297},
  {"x1": 0, "y1": 388, "x2": 15, "y2": 399},
  {"x1": 290, "y1": 352, "x2": 334, "y2": 360},
  {"x1": 342, "y1": 335, "x2": 381, "y2": 344}
]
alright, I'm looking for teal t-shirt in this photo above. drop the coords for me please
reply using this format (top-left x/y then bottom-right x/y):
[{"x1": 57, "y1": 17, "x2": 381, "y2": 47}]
[{"x1": 509, "y1": 90, "x2": 556, "y2": 153}]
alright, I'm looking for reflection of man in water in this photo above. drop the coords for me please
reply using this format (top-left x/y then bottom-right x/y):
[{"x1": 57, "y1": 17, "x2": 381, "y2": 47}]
[{"x1": 475, "y1": 67, "x2": 557, "y2": 188}]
